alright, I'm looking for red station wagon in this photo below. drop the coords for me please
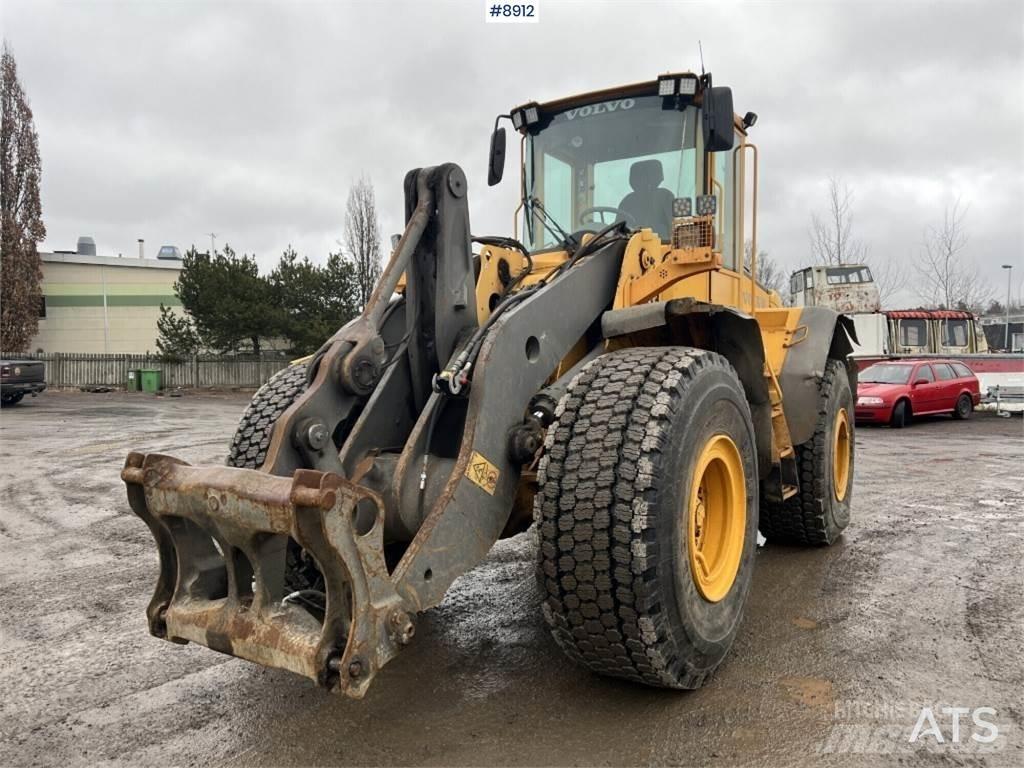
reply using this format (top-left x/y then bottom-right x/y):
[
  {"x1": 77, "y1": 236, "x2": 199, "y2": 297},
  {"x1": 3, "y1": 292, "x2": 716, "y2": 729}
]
[{"x1": 855, "y1": 359, "x2": 981, "y2": 428}]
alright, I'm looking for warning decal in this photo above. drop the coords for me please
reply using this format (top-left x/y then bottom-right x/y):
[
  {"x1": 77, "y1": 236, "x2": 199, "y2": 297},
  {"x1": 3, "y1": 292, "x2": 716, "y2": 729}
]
[{"x1": 465, "y1": 451, "x2": 500, "y2": 495}]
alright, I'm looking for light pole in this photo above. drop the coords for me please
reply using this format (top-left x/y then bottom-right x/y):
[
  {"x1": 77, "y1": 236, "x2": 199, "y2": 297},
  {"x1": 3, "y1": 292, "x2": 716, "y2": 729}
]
[{"x1": 1002, "y1": 264, "x2": 1013, "y2": 350}]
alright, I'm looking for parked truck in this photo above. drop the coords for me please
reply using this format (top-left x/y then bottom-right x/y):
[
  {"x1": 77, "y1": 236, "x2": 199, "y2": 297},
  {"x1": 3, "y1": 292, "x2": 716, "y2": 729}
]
[{"x1": 0, "y1": 359, "x2": 46, "y2": 406}]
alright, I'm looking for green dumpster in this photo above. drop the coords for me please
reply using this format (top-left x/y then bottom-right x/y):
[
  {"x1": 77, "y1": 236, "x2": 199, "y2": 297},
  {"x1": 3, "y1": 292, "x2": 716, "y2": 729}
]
[
  {"x1": 140, "y1": 368, "x2": 162, "y2": 393},
  {"x1": 126, "y1": 369, "x2": 142, "y2": 392}
]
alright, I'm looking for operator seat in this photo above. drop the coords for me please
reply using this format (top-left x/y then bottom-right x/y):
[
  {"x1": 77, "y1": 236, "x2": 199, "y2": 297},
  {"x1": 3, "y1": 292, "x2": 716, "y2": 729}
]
[{"x1": 618, "y1": 159, "x2": 675, "y2": 240}]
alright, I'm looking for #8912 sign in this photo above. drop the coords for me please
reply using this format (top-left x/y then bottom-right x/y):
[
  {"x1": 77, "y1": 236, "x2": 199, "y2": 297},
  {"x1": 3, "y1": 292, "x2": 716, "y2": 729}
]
[{"x1": 485, "y1": 2, "x2": 538, "y2": 22}]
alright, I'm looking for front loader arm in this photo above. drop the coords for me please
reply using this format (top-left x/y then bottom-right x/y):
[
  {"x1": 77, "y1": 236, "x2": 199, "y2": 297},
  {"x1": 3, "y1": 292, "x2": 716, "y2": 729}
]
[
  {"x1": 123, "y1": 162, "x2": 626, "y2": 697},
  {"x1": 390, "y1": 241, "x2": 623, "y2": 609}
]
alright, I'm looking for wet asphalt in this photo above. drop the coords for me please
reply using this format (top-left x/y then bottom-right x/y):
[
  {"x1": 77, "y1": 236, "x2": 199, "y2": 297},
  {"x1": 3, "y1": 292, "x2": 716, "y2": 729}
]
[{"x1": 0, "y1": 391, "x2": 1021, "y2": 767}]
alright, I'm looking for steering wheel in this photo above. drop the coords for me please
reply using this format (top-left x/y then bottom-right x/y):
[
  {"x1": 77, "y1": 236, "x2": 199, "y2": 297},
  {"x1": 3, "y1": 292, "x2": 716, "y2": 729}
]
[{"x1": 578, "y1": 206, "x2": 637, "y2": 228}]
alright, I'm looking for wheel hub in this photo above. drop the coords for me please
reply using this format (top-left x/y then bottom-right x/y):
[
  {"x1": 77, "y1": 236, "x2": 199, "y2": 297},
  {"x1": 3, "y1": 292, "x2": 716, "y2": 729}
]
[
  {"x1": 686, "y1": 434, "x2": 746, "y2": 603},
  {"x1": 832, "y1": 408, "x2": 851, "y2": 502}
]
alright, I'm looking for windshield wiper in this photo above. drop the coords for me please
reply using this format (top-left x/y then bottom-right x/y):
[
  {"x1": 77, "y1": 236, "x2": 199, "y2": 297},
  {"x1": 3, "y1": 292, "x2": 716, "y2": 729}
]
[{"x1": 528, "y1": 196, "x2": 574, "y2": 250}]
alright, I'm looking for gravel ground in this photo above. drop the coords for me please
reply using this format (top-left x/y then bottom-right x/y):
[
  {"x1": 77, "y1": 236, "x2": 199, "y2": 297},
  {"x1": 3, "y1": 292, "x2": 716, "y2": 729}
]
[{"x1": 0, "y1": 391, "x2": 1021, "y2": 767}]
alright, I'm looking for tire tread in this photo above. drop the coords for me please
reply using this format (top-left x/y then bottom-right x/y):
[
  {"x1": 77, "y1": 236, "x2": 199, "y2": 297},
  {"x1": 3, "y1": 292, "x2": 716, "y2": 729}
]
[
  {"x1": 760, "y1": 358, "x2": 850, "y2": 545},
  {"x1": 536, "y1": 346, "x2": 746, "y2": 689}
]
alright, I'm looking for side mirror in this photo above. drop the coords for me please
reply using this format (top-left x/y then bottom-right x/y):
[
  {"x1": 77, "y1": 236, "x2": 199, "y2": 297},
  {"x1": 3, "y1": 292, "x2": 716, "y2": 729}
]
[
  {"x1": 913, "y1": 378, "x2": 929, "y2": 387},
  {"x1": 488, "y1": 127, "x2": 506, "y2": 187},
  {"x1": 702, "y1": 86, "x2": 735, "y2": 152}
]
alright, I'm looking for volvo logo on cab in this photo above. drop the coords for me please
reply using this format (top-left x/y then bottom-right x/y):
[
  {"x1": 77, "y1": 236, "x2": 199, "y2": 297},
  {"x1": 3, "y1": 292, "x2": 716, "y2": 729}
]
[{"x1": 565, "y1": 98, "x2": 636, "y2": 120}]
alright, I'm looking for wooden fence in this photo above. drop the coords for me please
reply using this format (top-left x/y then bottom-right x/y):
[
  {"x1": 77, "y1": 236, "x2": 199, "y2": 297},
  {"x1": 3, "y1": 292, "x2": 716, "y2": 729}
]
[{"x1": 3, "y1": 353, "x2": 290, "y2": 390}]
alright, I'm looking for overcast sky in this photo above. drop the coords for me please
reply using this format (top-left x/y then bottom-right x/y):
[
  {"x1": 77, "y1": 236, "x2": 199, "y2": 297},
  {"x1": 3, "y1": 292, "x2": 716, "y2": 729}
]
[{"x1": 4, "y1": 0, "x2": 1023, "y2": 306}]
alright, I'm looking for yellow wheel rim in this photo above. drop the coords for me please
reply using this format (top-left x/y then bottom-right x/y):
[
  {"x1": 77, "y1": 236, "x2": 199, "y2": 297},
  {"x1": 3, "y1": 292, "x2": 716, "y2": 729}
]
[
  {"x1": 686, "y1": 434, "x2": 746, "y2": 603},
  {"x1": 832, "y1": 408, "x2": 851, "y2": 502}
]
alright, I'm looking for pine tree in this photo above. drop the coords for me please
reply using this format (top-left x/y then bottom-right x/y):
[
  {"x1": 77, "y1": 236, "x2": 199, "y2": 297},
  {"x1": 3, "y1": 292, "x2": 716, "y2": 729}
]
[
  {"x1": 155, "y1": 304, "x2": 202, "y2": 361},
  {"x1": 174, "y1": 246, "x2": 275, "y2": 355},
  {"x1": 269, "y1": 247, "x2": 359, "y2": 354}
]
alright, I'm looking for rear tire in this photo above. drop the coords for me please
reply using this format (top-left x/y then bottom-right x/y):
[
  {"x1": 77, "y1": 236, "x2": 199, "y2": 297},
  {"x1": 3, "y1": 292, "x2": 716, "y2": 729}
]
[
  {"x1": 227, "y1": 363, "x2": 323, "y2": 594},
  {"x1": 952, "y1": 393, "x2": 972, "y2": 420},
  {"x1": 536, "y1": 347, "x2": 758, "y2": 689},
  {"x1": 1, "y1": 392, "x2": 24, "y2": 407},
  {"x1": 890, "y1": 399, "x2": 910, "y2": 429},
  {"x1": 760, "y1": 359, "x2": 853, "y2": 546}
]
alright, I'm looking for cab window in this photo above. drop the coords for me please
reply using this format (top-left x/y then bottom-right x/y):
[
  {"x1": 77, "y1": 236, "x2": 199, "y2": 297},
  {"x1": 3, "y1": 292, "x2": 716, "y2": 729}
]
[
  {"x1": 592, "y1": 149, "x2": 698, "y2": 229},
  {"x1": 541, "y1": 154, "x2": 572, "y2": 240},
  {"x1": 712, "y1": 145, "x2": 736, "y2": 270},
  {"x1": 790, "y1": 271, "x2": 805, "y2": 295},
  {"x1": 524, "y1": 96, "x2": 701, "y2": 249},
  {"x1": 916, "y1": 365, "x2": 935, "y2": 382}
]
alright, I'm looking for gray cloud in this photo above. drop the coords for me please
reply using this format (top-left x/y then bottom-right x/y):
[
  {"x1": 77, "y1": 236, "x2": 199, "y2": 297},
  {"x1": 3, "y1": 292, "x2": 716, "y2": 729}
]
[{"x1": 5, "y1": 0, "x2": 1022, "y2": 305}]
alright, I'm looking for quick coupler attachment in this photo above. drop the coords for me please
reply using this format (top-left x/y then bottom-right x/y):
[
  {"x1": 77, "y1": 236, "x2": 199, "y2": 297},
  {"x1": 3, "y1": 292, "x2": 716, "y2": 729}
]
[{"x1": 121, "y1": 452, "x2": 415, "y2": 698}]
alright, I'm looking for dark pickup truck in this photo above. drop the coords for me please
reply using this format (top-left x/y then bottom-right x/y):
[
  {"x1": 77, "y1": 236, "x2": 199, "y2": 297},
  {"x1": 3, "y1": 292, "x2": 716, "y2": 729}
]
[{"x1": 1, "y1": 359, "x2": 46, "y2": 406}]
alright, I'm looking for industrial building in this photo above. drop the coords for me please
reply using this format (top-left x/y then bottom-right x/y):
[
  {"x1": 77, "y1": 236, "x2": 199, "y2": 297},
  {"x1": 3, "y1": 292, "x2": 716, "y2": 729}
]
[{"x1": 29, "y1": 237, "x2": 183, "y2": 354}]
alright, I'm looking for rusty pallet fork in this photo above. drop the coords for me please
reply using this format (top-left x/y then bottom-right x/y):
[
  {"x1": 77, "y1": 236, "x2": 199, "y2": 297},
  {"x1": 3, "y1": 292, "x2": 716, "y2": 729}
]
[{"x1": 123, "y1": 163, "x2": 624, "y2": 698}]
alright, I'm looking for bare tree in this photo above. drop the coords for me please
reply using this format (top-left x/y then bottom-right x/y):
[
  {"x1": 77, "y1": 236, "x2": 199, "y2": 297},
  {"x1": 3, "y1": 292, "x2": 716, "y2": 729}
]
[
  {"x1": 343, "y1": 175, "x2": 382, "y2": 308},
  {"x1": 743, "y1": 240, "x2": 785, "y2": 294},
  {"x1": 809, "y1": 176, "x2": 866, "y2": 267},
  {"x1": 807, "y1": 175, "x2": 904, "y2": 306},
  {"x1": 914, "y1": 200, "x2": 992, "y2": 312},
  {"x1": 865, "y1": 258, "x2": 906, "y2": 309},
  {"x1": 0, "y1": 41, "x2": 45, "y2": 352}
]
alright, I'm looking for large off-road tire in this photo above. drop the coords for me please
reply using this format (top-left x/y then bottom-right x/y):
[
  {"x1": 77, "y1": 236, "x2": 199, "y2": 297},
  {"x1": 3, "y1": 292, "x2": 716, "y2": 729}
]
[
  {"x1": 227, "y1": 363, "x2": 323, "y2": 594},
  {"x1": 760, "y1": 359, "x2": 853, "y2": 546},
  {"x1": 227, "y1": 363, "x2": 308, "y2": 469},
  {"x1": 1, "y1": 392, "x2": 24, "y2": 407},
  {"x1": 536, "y1": 347, "x2": 759, "y2": 689}
]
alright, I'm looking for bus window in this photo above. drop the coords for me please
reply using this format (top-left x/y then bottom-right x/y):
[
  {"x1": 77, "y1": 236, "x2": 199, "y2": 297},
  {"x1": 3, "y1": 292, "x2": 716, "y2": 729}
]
[
  {"x1": 900, "y1": 319, "x2": 928, "y2": 347},
  {"x1": 942, "y1": 319, "x2": 969, "y2": 347}
]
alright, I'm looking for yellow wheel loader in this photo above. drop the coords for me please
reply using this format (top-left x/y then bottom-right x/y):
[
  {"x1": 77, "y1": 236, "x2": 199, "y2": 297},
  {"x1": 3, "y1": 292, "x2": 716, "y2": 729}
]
[{"x1": 123, "y1": 71, "x2": 857, "y2": 697}]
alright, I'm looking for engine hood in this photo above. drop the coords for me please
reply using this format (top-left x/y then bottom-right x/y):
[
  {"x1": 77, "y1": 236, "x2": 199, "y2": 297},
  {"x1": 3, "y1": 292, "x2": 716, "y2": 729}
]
[{"x1": 857, "y1": 382, "x2": 905, "y2": 397}]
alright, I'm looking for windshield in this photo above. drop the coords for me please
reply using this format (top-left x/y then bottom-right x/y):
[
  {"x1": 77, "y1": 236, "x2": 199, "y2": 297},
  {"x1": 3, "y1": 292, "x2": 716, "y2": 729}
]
[
  {"x1": 524, "y1": 96, "x2": 700, "y2": 249},
  {"x1": 860, "y1": 364, "x2": 913, "y2": 384},
  {"x1": 826, "y1": 266, "x2": 873, "y2": 284}
]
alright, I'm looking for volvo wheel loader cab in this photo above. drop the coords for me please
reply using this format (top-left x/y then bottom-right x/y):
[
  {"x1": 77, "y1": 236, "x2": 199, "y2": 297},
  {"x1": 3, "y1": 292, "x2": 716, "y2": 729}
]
[{"x1": 123, "y1": 71, "x2": 857, "y2": 698}]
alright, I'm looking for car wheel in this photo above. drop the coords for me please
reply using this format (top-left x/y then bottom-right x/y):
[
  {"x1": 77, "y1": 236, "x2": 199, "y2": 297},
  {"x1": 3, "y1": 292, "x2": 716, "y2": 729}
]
[
  {"x1": 890, "y1": 399, "x2": 910, "y2": 429},
  {"x1": 952, "y1": 393, "x2": 972, "y2": 420}
]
